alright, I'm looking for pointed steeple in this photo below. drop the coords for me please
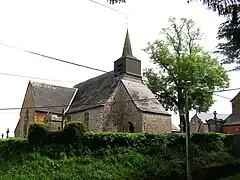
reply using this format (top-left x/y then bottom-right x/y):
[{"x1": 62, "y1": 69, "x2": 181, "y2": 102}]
[
  {"x1": 114, "y1": 30, "x2": 142, "y2": 78},
  {"x1": 122, "y1": 29, "x2": 133, "y2": 57}
]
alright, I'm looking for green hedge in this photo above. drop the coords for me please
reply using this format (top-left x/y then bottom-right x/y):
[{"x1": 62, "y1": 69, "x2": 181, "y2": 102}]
[
  {"x1": 28, "y1": 121, "x2": 88, "y2": 145},
  {"x1": 0, "y1": 123, "x2": 240, "y2": 179},
  {"x1": 26, "y1": 123, "x2": 231, "y2": 153}
]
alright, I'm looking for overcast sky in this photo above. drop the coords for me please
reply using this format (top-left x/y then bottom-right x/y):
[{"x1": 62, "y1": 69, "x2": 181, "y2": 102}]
[{"x1": 0, "y1": 0, "x2": 238, "y2": 137}]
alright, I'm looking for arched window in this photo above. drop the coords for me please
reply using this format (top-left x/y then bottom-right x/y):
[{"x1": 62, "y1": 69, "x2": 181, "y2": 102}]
[
  {"x1": 84, "y1": 112, "x2": 89, "y2": 128},
  {"x1": 128, "y1": 122, "x2": 134, "y2": 133}
]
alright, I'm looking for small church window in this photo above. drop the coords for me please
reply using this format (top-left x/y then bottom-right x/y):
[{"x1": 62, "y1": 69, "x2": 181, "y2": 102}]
[
  {"x1": 128, "y1": 122, "x2": 134, "y2": 133},
  {"x1": 84, "y1": 112, "x2": 89, "y2": 128}
]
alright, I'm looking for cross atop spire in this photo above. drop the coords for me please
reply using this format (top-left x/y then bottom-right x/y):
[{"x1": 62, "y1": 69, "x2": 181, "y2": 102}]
[{"x1": 122, "y1": 29, "x2": 133, "y2": 57}]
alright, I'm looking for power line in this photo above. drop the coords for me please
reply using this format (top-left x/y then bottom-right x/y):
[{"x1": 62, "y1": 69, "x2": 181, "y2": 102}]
[
  {"x1": 214, "y1": 87, "x2": 240, "y2": 93},
  {"x1": 213, "y1": 94, "x2": 232, "y2": 100},
  {"x1": 0, "y1": 93, "x2": 234, "y2": 112},
  {"x1": 0, "y1": 97, "x2": 157, "y2": 111},
  {"x1": 0, "y1": 42, "x2": 112, "y2": 75},
  {"x1": 0, "y1": 72, "x2": 79, "y2": 84},
  {"x1": 0, "y1": 42, "x2": 239, "y2": 95},
  {"x1": 88, "y1": 0, "x2": 129, "y2": 16}
]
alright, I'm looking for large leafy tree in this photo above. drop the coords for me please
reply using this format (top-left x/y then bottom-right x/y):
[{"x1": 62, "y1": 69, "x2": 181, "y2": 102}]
[
  {"x1": 107, "y1": 0, "x2": 240, "y2": 68},
  {"x1": 107, "y1": 0, "x2": 237, "y2": 13},
  {"x1": 142, "y1": 17, "x2": 229, "y2": 132},
  {"x1": 216, "y1": 5, "x2": 240, "y2": 69}
]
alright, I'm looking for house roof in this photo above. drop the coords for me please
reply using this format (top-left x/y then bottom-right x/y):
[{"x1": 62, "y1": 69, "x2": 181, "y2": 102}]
[
  {"x1": 194, "y1": 113, "x2": 229, "y2": 123},
  {"x1": 68, "y1": 72, "x2": 120, "y2": 113},
  {"x1": 30, "y1": 81, "x2": 77, "y2": 114},
  {"x1": 121, "y1": 78, "x2": 170, "y2": 115},
  {"x1": 230, "y1": 91, "x2": 240, "y2": 102},
  {"x1": 224, "y1": 114, "x2": 240, "y2": 126},
  {"x1": 68, "y1": 73, "x2": 170, "y2": 115}
]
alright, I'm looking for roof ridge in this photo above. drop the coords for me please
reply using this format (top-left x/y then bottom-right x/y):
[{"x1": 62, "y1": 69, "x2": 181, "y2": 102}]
[
  {"x1": 30, "y1": 81, "x2": 76, "y2": 90},
  {"x1": 73, "y1": 71, "x2": 114, "y2": 88}
]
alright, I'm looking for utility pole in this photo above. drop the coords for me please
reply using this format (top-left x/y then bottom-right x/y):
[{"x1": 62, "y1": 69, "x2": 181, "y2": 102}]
[
  {"x1": 185, "y1": 88, "x2": 192, "y2": 180},
  {"x1": 213, "y1": 111, "x2": 218, "y2": 132},
  {"x1": 61, "y1": 109, "x2": 65, "y2": 130}
]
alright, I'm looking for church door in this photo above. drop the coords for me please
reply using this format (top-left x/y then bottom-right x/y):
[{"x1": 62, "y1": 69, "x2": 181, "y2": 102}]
[{"x1": 128, "y1": 122, "x2": 134, "y2": 133}]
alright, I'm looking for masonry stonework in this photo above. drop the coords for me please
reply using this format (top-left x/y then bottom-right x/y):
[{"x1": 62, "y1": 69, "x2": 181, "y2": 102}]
[
  {"x1": 232, "y1": 94, "x2": 240, "y2": 114},
  {"x1": 69, "y1": 107, "x2": 104, "y2": 132},
  {"x1": 190, "y1": 115, "x2": 208, "y2": 133},
  {"x1": 102, "y1": 80, "x2": 171, "y2": 133},
  {"x1": 18, "y1": 83, "x2": 36, "y2": 137},
  {"x1": 103, "y1": 81, "x2": 142, "y2": 132},
  {"x1": 142, "y1": 113, "x2": 171, "y2": 133}
]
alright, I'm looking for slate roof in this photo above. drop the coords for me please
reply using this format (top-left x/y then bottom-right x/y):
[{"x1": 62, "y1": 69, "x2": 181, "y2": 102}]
[
  {"x1": 121, "y1": 78, "x2": 170, "y2": 115},
  {"x1": 224, "y1": 114, "x2": 240, "y2": 126},
  {"x1": 194, "y1": 113, "x2": 229, "y2": 123},
  {"x1": 68, "y1": 72, "x2": 120, "y2": 113},
  {"x1": 30, "y1": 81, "x2": 77, "y2": 114},
  {"x1": 68, "y1": 72, "x2": 170, "y2": 115}
]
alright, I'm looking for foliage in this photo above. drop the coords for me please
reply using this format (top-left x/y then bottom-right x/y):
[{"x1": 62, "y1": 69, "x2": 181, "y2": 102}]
[
  {"x1": 28, "y1": 123, "x2": 50, "y2": 145},
  {"x1": 63, "y1": 121, "x2": 88, "y2": 143},
  {"x1": 28, "y1": 122, "x2": 88, "y2": 145},
  {"x1": 107, "y1": 0, "x2": 240, "y2": 70},
  {"x1": 107, "y1": 0, "x2": 237, "y2": 16},
  {"x1": 216, "y1": 5, "x2": 240, "y2": 70},
  {"x1": 143, "y1": 17, "x2": 229, "y2": 130},
  {"x1": 107, "y1": 0, "x2": 126, "y2": 4},
  {"x1": 1, "y1": 132, "x2": 240, "y2": 179}
]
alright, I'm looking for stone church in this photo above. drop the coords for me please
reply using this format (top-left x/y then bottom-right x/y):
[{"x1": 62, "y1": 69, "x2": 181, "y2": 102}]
[{"x1": 14, "y1": 30, "x2": 172, "y2": 137}]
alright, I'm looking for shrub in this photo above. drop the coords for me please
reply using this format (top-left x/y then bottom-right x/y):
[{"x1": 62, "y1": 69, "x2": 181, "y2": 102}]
[
  {"x1": 2, "y1": 131, "x2": 240, "y2": 179},
  {"x1": 63, "y1": 121, "x2": 88, "y2": 144},
  {"x1": 191, "y1": 133, "x2": 226, "y2": 152},
  {"x1": 28, "y1": 123, "x2": 50, "y2": 145},
  {"x1": 49, "y1": 130, "x2": 64, "y2": 144}
]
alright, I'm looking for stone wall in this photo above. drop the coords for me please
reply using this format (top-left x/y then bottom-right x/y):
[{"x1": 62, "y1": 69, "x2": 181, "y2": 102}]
[
  {"x1": 69, "y1": 107, "x2": 104, "y2": 132},
  {"x1": 142, "y1": 113, "x2": 171, "y2": 133},
  {"x1": 17, "y1": 83, "x2": 36, "y2": 137},
  {"x1": 14, "y1": 121, "x2": 20, "y2": 137},
  {"x1": 104, "y1": 81, "x2": 142, "y2": 132},
  {"x1": 232, "y1": 94, "x2": 240, "y2": 114},
  {"x1": 104, "y1": 81, "x2": 171, "y2": 133},
  {"x1": 190, "y1": 115, "x2": 208, "y2": 132}
]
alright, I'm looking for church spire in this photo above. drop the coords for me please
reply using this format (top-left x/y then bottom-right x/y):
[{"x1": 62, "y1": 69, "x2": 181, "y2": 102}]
[
  {"x1": 122, "y1": 29, "x2": 133, "y2": 57},
  {"x1": 114, "y1": 29, "x2": 142, "y2": 78}
]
